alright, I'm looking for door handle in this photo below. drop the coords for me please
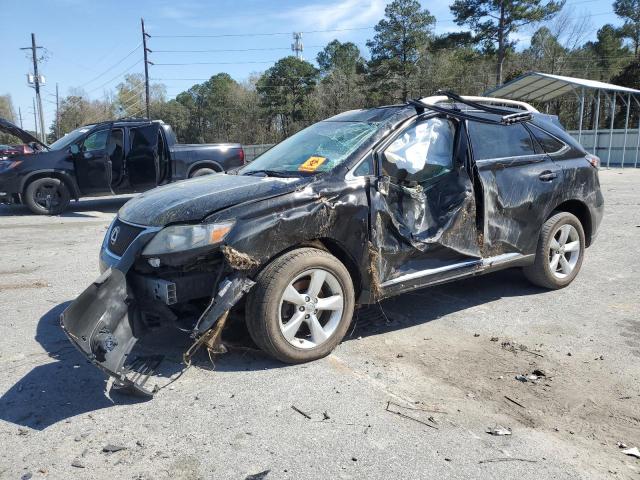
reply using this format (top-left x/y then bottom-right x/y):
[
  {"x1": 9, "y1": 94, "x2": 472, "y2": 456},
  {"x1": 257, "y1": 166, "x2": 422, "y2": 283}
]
[{"x1": 539, "y1": 170, "x2": 557, "y2": 181}]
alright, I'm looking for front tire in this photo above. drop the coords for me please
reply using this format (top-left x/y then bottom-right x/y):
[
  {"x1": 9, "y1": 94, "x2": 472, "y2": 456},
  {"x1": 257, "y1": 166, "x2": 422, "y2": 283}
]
[
  {"x1": 245, "y1": 248, "x2": 355, "y2": 364},
  {"x1": 523, "y1": 211, "x2": 585, "y2": 289},
  {"x1": 24, "y1": 177, "x2": 71, "y2": 215}
]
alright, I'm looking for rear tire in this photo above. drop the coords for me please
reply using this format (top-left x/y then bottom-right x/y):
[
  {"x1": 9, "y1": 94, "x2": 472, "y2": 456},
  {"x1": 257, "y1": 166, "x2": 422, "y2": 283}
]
[
  {"x1": 190, "y1": 167, "x2": 217, "y2": 177},
  {"x1": 245, "y1": 248, "x2": 355, "y2": 364},
  {"x1": 523, "y1": 211, "x2": 585, "y2": 289},
  {"x1": 24, "y1": 177, "x2": 71, "y2": 215}
]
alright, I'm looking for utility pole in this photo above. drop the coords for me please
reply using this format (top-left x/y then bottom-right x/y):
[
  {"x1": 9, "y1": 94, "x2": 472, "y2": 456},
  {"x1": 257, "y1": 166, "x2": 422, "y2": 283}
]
[
  {"x1": 32, "y1": 98, "x2": 38, "y2": 138},
  {"x1": 21, "y1": 33, "x2": 46, "y2": 142},
  {"x1": 18, "y1": 108, "x2": 23, "y2": 129},
  {"x1": 291, "y1": 32, "x2": 303, "y2": 59},
  {"x1": 141, "y1": 18, "x2": 152, "y2": 119},
  {"x1": 55, "y1": 82, "x2": 60, "y2": 139}
]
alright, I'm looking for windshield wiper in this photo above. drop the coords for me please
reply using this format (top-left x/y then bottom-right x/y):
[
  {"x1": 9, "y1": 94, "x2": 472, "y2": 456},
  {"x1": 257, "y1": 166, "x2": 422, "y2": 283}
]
[{"x1": 242, "y1": 169, "x2": 299, "y2": 178}]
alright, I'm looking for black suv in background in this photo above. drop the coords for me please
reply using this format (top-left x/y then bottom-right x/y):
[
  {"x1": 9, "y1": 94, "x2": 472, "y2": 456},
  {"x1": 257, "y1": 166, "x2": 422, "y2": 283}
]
[
  {"x1": 0, "y1": 118, "x2": 245, "y2": 215},
  {"x1": 61, "y1": 93, "x2": 604, "y2": 395}
]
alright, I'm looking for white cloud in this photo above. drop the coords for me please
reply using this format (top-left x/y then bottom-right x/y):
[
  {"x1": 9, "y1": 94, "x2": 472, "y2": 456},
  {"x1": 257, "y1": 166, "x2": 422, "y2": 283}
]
[{"x1": 277, "y1": 0, "x2": 386, "y2": 33}]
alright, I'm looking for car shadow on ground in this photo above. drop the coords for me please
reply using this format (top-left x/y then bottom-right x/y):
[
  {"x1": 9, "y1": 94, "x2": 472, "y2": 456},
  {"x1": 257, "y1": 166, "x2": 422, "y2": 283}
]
[
  {"x1": 0, "y1": 268, "x2": 543, "y2": 429},
  {"x1": 0, "y1": 195, "x2": 134, "y2": 218},
  {"x1": 0, "y1": 302, "x2": 170, "y2": 430},
  {"x1": 345, "y1": 267, "x2": 544, "y2": 340}
]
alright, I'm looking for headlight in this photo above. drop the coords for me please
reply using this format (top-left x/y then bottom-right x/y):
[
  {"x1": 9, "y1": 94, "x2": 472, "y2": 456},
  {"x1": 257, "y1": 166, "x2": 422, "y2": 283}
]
[{"x1": 142, "y1": 221, "x2": 234, "y2": 255}]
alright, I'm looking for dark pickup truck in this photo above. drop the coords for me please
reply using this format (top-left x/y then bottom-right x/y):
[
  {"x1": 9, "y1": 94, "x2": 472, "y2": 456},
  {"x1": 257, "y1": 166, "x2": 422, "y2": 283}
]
[{"x1": 0, "y1": 118, "x2": 245, "y2": 214}]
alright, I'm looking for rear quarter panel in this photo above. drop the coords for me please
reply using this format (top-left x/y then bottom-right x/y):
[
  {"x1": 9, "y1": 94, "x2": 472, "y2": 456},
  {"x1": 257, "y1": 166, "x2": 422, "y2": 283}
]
[
  {"x1": 552, "y1": 155, "x2": 604, "y2": 243},
  {"x1": 170, "y1": 144, "x2": 243, "y2": 178}
]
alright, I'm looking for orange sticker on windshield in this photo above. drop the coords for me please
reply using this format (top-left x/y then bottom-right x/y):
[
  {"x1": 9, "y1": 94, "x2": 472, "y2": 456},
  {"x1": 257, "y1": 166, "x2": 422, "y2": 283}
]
[{"x1": 299, "y1": 156, "x2": 326, "y2": 172}]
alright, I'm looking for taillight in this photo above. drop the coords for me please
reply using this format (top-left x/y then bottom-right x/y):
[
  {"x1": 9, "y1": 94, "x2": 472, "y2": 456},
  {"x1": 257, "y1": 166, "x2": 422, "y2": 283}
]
[
  {"x1": 585, "y1": 154, "x2": 600, "y2": 169},
  {"x1": 238, "y1": 147, "x2": 245, "y2": 164}
]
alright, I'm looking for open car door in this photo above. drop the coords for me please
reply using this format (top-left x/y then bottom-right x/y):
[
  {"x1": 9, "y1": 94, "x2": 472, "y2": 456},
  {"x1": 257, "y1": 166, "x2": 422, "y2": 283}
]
[
  {"x1": 73, "y1": 123, "x2": 114, "y2": 194},
  {"x1": 369, "y1": 116, "x2": 482, "y2": 298},
  {"x1": 127, "y1": 123, "x2": 161, "y2": 192}
]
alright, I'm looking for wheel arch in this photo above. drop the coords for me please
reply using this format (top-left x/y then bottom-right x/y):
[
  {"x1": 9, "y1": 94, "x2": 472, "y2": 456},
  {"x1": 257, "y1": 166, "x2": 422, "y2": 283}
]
[
  {"x1": 20, "y1": 170, "x2": 80, "y2": 201},
  {"x1": 551, "y1": 199, "x2": 592, "y2": 246},
  {"x1": 249, "y1": 238, "x2": 363, "y2": 300},
  {"x1": 187, "y1": 161, "x2": 224, "y2": 177}
]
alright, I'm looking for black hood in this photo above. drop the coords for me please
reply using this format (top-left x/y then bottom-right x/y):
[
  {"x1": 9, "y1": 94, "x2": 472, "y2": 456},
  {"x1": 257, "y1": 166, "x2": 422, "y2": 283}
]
[
  {"x1": 0, "y1": 118, "x2": 49, "y2": 150},
  {"x1": 118, "y1": 173, "x2": 305, "y2": 227}
]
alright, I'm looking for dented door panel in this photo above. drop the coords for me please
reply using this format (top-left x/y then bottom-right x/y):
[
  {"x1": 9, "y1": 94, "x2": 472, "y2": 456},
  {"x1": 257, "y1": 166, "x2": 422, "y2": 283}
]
[
  {"x1": 476, "y1": 156, "x2": 564, "y2": 255},
  {"x1": 368, "y1": 118, "x2": 481, "y2": 296}
]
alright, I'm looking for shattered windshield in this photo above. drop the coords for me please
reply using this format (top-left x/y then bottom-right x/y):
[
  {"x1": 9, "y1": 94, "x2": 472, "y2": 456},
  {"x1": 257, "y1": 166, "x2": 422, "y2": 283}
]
[
  {"x1": 48, "y1": 126, "x2": 93, "y2": 150},
  {"x1": 240, "y1": 121, "x2": 380, "y2": 176}
]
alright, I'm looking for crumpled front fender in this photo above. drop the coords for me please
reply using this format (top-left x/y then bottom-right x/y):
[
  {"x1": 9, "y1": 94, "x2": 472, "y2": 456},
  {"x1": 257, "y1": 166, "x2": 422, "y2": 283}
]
[{"x1": 60, "y1": 268, "x2": 152, "y2": 396}]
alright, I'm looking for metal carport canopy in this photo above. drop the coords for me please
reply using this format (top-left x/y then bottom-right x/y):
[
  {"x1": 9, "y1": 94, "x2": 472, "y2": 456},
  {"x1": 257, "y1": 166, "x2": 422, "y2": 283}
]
[{"x1": 485, "y1": 72, "x2": 640, "y2": 102}]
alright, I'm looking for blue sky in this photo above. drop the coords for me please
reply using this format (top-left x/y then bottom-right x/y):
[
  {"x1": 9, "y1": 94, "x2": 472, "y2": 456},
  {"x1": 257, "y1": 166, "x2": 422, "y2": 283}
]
[{"x1": 1, "y1": 0, "x2": 621, "y2": 132}]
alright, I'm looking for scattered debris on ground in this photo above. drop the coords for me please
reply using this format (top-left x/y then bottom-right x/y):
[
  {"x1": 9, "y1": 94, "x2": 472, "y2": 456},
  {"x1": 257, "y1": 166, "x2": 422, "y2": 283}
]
[
  {"x1": 245, "y1": 470, "x2": 270, "y2": 480},
  {"x1": 622, "y1": 447, "x2": 640, "y2": 459},
  {"x1": 504, "y1": 396, "x2": 526, "y2": 408},
  {"x1": 291, "y1": 405, "x2": 311, "y2": 420},
  {"x1": 102, "y1": 444, "x2": 127, "y2": 453},
  {"x1": 479, "y1": 458, "x2": 537, "y2": 464},
  {"x1": 385, "y1": 401, "x2": 438, "y2": 429},
  {"x1": 501, "y1": 341, "x2": 544, "y2": 358}
]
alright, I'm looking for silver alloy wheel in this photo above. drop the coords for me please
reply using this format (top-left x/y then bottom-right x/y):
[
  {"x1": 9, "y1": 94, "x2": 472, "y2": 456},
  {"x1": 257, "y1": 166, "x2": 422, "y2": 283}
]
[
  {"x1": 278, "y1": 268, "x2": 344, "y2": 349},
  {"x1": 549, "y1": 224, "x2": 581, "y2": 279}
]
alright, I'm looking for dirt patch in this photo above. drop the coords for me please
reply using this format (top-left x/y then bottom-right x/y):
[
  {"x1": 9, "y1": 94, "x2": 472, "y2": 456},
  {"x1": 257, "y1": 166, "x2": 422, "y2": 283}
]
[
  {"x1": 0, "y1": 281, "x2": 49, "y2": 291},
  {"x1": 221, "y1": 245, "x2": 260, "y2": 270},
  {"x1": 0, "y1": 266, "x2": 40, "y2": 275},
  {"x1": 345, "y1": 324, "x2": 640, "y2": 477}
]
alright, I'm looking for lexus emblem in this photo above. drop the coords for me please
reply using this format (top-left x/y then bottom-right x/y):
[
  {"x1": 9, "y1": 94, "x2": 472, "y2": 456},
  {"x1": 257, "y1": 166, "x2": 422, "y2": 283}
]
[{"x1": 110, "y1": 226, "x2": 121, "y2": 245}]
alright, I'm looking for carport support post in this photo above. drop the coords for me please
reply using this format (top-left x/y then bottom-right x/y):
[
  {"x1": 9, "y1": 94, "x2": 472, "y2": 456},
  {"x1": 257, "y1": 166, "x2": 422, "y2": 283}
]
[
  {"x1": 593, "y1": 90, "x2": 601, "y2": 157},
  {"x1": 621, "y1": 94, "x2": 631, "y2": 168},
  {"x1": 578, "y1": 88, "x2": 585, "y2": 143},
  {"x1": 607, "y1": 93, "x2": 616, "y2": 168}
]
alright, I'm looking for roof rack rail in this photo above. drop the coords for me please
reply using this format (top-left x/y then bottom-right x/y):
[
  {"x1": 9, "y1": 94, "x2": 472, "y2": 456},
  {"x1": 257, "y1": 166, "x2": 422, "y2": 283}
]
[
  {"x1": 408, "y1": 95, "x2": 533, "y2": 126},
  {"x1": 114, "y1": 117, "x2": 152, "y2": 122},
  {"x1": 420, "y1": 93, "x2": 539, "y2": 113}
]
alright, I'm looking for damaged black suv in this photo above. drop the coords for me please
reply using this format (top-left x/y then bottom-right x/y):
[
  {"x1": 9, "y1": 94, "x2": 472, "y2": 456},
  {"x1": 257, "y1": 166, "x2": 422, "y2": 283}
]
[{"x1": 61, "y1": 93, "x2": 604, "y2": 395}]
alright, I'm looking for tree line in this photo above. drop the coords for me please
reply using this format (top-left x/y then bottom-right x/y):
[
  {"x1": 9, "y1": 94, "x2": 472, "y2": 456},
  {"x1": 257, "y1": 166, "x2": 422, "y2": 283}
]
[{"x1": 3, "y1": 0, "x2": 640, "y2": 146}]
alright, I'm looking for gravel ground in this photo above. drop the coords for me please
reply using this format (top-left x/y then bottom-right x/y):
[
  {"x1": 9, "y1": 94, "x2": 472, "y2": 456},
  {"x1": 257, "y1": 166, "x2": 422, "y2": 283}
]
[{"x1": 0, "y1": 170, "x2": 639, "y2": 480}]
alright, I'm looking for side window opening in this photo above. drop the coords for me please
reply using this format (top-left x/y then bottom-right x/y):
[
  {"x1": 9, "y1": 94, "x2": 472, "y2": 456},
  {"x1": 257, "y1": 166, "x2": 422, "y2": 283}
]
[
  {"x1": 468, "y1": 122, "x2": 536, "y2": 161},
  {"x1": 353, "y1": 154, "x2": 373, "y2": 176},
  {"x1": 381, "y1": 117, "x2": 455, "y2": 184},
  {"x1": 82, "y1": 130, "x2": 109, "y2": 153},
  {"x1": 527, "y1": 124, "x2": 566, "y2": 155}
]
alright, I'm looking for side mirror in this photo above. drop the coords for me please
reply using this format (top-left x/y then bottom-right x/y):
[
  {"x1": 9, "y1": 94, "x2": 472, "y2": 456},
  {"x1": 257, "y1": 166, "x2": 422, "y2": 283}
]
[
  {"x1": 69, "y1": 144, "x2": 80, "y2": 155},
  {"x1": 376, "y1": 175, "x2": 390, "y2": 196}
]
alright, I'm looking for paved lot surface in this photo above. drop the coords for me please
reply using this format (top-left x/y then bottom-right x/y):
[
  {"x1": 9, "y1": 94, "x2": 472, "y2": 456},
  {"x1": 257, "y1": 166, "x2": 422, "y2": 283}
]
[{"x1": 0, "y1": 170, "x2": 639, "y2": 480}]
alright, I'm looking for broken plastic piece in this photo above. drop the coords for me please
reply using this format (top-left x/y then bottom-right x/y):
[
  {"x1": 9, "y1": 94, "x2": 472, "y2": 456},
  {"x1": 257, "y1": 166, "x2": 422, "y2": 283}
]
[
  {"x1": 622, "y1": 447, "x2": 640, "y2": 459},
  {"x1": 193, "y1": 275, "x2": 255, "y2": 335}
]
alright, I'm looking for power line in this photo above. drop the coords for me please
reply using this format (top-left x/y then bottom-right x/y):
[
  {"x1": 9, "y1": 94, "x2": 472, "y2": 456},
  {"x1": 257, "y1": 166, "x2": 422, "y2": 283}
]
[
  {"x1": 151, "y1": 26, "x2": 374, "y2": 38},
  {"x1": 153, "y1": 60, "x2": 278, "y2": 66},
  {"x1": 76, "y1": 43, "x2": 142, "y2": 89},
  {"x1": 86, "y1": 59, "x2": 143, "y2": 94}
]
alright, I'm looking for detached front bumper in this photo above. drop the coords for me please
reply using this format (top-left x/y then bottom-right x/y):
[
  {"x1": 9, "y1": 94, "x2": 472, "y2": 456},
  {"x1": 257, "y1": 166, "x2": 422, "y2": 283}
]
[
  {"x1": 61, "y1": 263, "x2": 255, "y2": 396},
  {"x1": 60, "y1": 268, "x2": 158, "y2": 395}
]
